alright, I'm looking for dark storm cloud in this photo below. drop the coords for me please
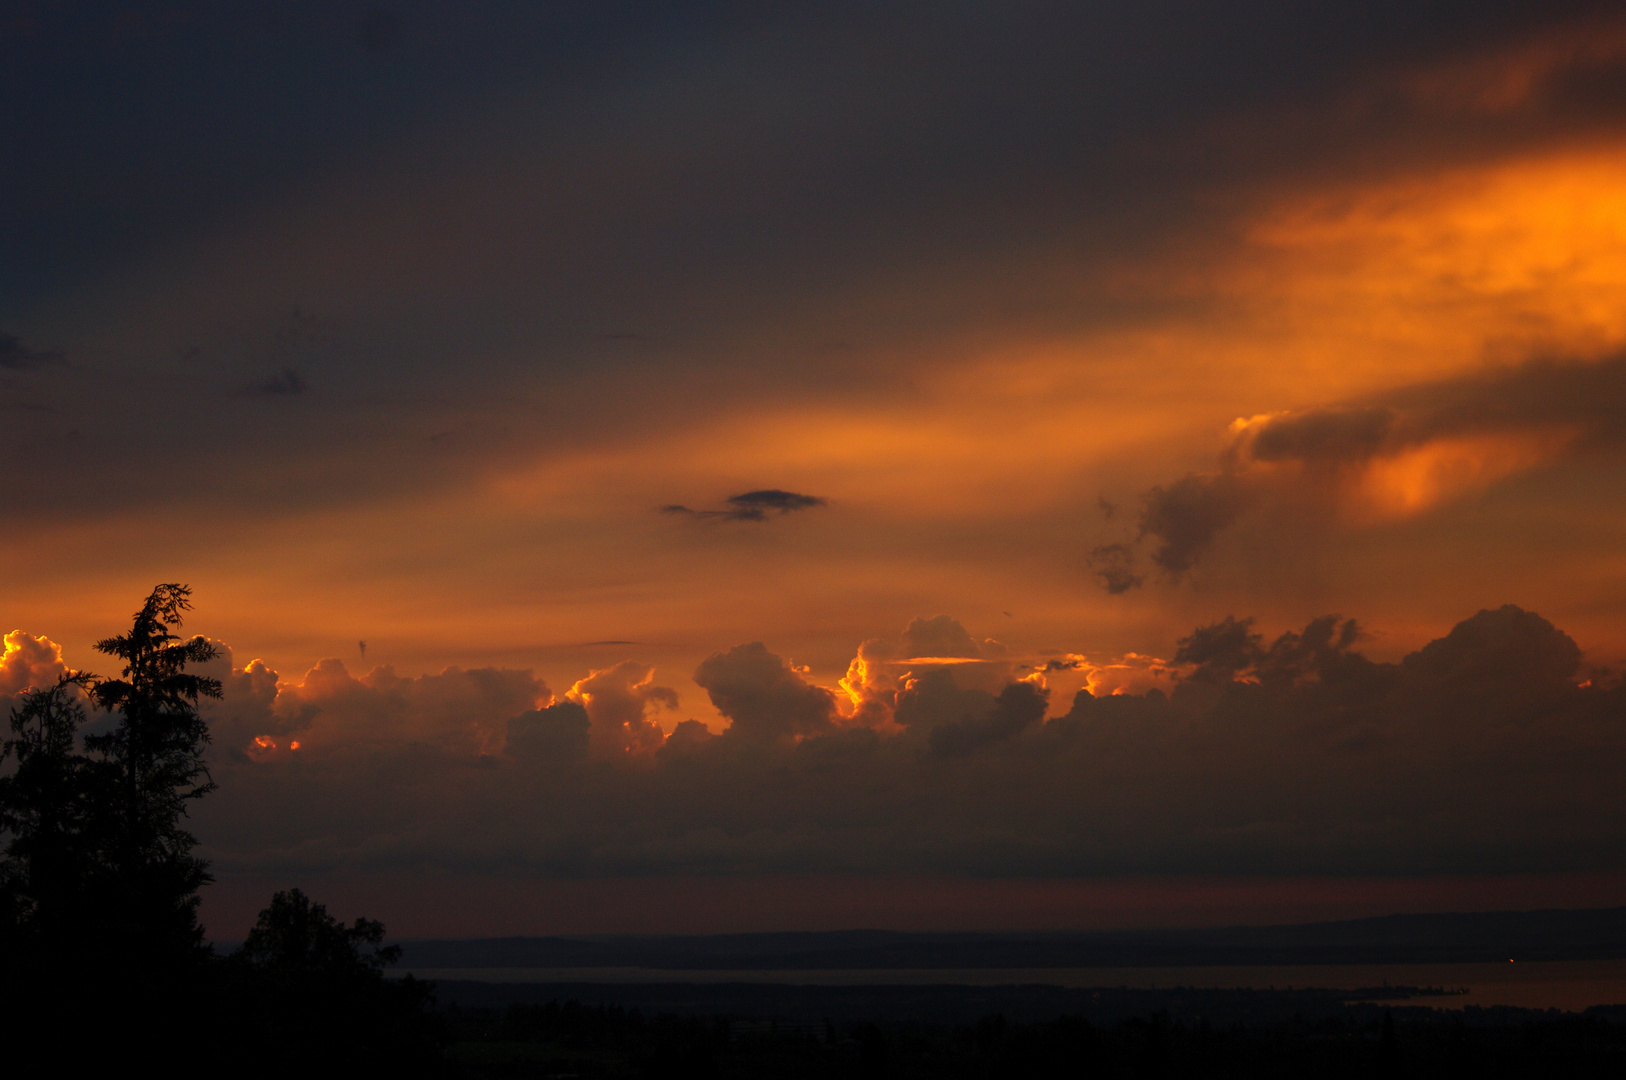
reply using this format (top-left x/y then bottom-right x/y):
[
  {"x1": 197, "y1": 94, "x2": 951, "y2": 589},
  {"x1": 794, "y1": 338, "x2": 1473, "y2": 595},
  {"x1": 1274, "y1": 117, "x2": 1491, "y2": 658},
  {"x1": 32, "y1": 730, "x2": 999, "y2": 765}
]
[
  {"x1": 1096, "y1": 351, "x2": 1626, "y2": 590},
  {"x1": 661, "y1": 489, "x2": 827, "y2": 522},
  {"x1": 0, "y1": 333, "x2": 64, "y2": 371},
  {"x1": 184, "y1": 603, "x2": 1626, "y2": 880},
  {"x1": 1239, "y1": 407, "x2": 1395, "y2": 465},
  {"x1": 1385, "y1": 353, "x2": 1626, "y2": 449},
  {"x1": 1236, "y1": 355, "x2": 1626, "y2": 467}
]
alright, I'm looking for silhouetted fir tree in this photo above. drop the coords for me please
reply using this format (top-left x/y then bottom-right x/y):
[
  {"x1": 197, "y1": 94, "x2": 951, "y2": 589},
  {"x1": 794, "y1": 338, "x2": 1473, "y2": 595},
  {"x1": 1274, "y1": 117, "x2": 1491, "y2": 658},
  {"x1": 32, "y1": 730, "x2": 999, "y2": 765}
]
[
  {"x1": 0, "y1": 586, "x2": 441, "y2": 1070},
  {"x1": 85, "y1": 582, "x2": 221, "y2": 974},
  {"x1": 0, "y1": 587, "x2": 220, "y2": 1062}
]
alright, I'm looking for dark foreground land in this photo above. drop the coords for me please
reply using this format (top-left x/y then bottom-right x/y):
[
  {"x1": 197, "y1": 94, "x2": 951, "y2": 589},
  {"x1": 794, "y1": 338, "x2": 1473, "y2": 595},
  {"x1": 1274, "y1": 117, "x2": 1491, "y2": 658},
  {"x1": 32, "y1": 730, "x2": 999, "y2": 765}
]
[
  {"x1": 426, "y1": 982, "x2": 1626, "y2": 1078},
  {"x1": 378, "y1": 909, "x2": 1626, "y2": 1076}
]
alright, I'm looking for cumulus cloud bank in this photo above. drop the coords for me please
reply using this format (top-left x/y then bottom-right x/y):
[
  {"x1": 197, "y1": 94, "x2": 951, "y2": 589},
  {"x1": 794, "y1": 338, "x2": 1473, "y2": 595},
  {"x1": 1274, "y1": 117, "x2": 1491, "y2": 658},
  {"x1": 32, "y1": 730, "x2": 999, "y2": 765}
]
[{"x1": 52, "y1": 606, "x2": 1588, "y2": 882}]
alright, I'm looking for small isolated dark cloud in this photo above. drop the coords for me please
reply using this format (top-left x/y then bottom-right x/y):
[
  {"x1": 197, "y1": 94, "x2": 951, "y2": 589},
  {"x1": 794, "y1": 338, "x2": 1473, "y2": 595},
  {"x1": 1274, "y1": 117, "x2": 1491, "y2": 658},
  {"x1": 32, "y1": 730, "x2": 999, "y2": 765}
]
[
  {"x1": 661, "y1": 489, "x2": 827, "y2": 522},
  {"x1": 0, "y1": 333, "x2": 65, "y2": 371},
  {"x1": 1082, "y1": 473, "x2": 1250, "y2": 591},
  {"x1": 1087, "y1": 542, "x2": 1143, "y2": 594},
  {"x1": 246, "y1": 367, "x2": 309, "y2": 398},
  {"x1": 1138, "y1": 474, "x2": 1251, "y2": 577},
  {"x1": 726, "y1": 489, "x2": 826, "y2": 519}
]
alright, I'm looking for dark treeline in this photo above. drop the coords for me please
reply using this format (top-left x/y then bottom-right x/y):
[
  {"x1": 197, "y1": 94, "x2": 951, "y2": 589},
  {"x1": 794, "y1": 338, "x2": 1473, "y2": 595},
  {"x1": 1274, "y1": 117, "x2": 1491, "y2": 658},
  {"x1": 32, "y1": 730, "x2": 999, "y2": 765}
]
[
  {"x1": 0, "y1": 586, "x2": 437, "y2": 1072},
  {"x1": 439, "y1": 997, "x2": 1626, "y2": 1078}
]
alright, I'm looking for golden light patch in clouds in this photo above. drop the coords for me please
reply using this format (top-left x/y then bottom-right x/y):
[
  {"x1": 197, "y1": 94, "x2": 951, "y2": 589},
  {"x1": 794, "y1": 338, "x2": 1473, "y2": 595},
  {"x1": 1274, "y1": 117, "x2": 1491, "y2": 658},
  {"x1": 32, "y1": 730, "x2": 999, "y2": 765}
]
[
  {"x1": 1081, "y1": 653, "x2": 1180, "y2": 698},
  {"x1": 1350, "y1": 430, "x2": 1578, "y2": 520},
  {"x1": 1062, "y1": 139, "x2": 1626, "y2": 630},
  {"x1": 1239, "y1": 148, "x2": 1626, "y2": 387},
  {"x1": 567, "y1": 660, "x2": 678, "y2": 755}
]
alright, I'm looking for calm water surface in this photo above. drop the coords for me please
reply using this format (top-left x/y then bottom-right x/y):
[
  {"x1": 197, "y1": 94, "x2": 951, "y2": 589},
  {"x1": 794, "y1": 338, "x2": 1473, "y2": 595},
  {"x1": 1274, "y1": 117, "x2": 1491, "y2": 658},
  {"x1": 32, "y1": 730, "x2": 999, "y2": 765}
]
[{"x1": 399, "y1": 959, "x2": 1626, "y2": 1012}]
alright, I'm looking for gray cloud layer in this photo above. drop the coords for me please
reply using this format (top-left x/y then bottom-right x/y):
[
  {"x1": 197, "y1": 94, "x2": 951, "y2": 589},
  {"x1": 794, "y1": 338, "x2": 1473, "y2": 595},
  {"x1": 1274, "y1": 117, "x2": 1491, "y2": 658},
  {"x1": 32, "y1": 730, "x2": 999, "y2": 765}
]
[{"x1": 8, "y1": 3, "x2": 1626, "y2": 528}]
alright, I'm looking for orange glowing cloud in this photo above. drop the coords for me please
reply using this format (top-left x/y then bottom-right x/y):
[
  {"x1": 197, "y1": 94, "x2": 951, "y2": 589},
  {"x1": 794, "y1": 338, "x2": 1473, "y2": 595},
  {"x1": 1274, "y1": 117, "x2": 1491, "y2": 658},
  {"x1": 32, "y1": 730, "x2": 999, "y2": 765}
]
[
  {"x1": 1236, "y1": 147, "x2": 1626, "y2": 387},
  {"x1": 196, "y1": 642, "x2": 551, "y2": 758},
  {"x1": 0, "y1": 630, "x2": 69, "y2": 697},
  {"x1": 567, "y1": 660, "x2": 679, "y2": 757},
  {"x1": 1080, "y1": 653, "x2": 1182, "y2": 698}
]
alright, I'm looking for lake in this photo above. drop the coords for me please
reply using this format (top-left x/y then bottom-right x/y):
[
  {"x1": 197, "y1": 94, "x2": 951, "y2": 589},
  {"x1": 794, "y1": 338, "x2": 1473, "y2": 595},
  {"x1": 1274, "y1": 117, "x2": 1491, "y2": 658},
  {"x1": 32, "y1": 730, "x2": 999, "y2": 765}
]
[{"x1": 397, "y1": 958, "x2": 1626, "y2": 1012}]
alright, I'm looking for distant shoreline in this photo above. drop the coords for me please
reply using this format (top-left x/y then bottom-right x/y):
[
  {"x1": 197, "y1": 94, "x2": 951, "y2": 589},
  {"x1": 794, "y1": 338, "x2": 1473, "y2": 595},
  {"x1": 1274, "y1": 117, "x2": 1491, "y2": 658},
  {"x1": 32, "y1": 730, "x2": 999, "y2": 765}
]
[{"x1": 375, "y1": 906, "x2": 1626, "y2": 971}]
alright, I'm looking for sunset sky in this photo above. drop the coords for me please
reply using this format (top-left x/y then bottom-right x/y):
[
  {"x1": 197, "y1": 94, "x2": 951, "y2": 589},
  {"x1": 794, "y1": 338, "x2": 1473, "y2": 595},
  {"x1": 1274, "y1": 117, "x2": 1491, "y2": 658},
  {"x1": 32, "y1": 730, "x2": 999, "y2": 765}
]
[{"x1": 5, "y1": 2, "x2": 1626, "y2": 938}]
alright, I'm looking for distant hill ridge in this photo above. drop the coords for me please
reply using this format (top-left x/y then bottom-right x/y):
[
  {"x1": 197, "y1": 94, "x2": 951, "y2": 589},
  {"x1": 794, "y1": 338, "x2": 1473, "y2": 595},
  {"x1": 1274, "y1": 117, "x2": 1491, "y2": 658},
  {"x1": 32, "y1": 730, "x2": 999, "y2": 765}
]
[{"x1": 392, "y1": 906, "x2": 1626, "y2": 969}]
